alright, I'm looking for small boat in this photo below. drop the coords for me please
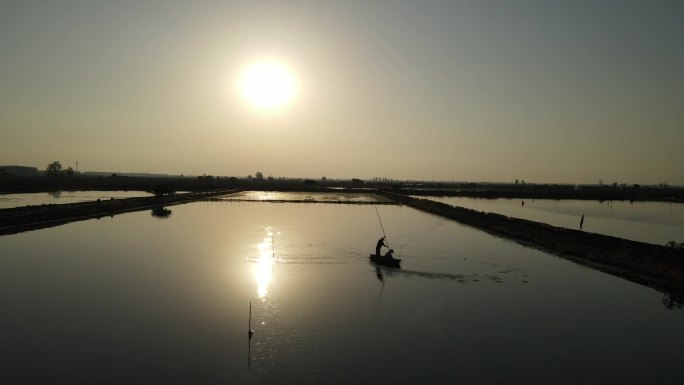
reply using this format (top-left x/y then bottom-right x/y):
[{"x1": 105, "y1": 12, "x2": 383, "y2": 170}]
[
  {"x1": 372, "y1": 207, "x2": 401, "y2": 268},
  {"x1": 369, "y1": 253, "x2": 401, "y2": 268}
]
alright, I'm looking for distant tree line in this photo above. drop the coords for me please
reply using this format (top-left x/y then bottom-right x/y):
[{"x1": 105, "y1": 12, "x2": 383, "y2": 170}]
[
  {"x1": 2, "y1": 162, "x2": 683, "y2": 203},
  {"x1": 45, "y1": 161, "x2": 76, "y2": 178},
  {"x1": 0, "y1": 165, "x2": 363, "y2": 194}
]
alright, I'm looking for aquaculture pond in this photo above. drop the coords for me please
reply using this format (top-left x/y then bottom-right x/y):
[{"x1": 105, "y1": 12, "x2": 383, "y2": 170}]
[
  {"x1": 0, "y1": 190, "x2": 153, "y2": 209},
  {"x1": 1, "y1": 195, "x2": 682, "y2": 384},
  {"x1": 417, "y1": 196, "x2": 684, "y2": 245},
  {"x1": 216, "y1": 191, "x2": 392, "y2": 203}
]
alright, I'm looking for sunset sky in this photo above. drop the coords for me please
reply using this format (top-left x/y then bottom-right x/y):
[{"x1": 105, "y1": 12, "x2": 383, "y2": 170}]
[{"x1": 1, "y1": 1, "x2": 682, "y2": 184}]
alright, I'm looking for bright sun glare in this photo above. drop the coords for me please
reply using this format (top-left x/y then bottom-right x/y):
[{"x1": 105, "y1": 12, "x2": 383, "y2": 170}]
[{"x1": 240, "y1": 61, "x2": 297, "y2": 111}]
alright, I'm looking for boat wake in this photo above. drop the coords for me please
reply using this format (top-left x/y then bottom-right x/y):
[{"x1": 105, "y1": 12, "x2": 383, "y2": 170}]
[{"x1": 373, "y1": 264, "x2": 527, "y2": 284}]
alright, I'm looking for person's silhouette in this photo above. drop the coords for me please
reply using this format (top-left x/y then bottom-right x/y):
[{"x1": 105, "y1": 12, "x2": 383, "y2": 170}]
[{"x1": 376, "y1": 236, "x2": 387, "y2": 255}]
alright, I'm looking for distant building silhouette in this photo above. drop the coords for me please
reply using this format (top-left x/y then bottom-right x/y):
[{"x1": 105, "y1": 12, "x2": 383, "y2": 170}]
[{"x1": 0, "y1": 165, "x2": 39, "y2": 176}]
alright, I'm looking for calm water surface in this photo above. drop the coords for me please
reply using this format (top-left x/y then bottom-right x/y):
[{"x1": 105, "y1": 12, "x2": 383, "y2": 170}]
[
  {"x1": 1, "y1": 199, "x2": 682, "y2": 384},
  {"x1": 217, "y1": 191, "x2": 392, "y2": 203},
  {"x1": 0, "y1": 190, "x2": 153, "y2": 209},
  {"x1": 419, "y1": 196, "x2": 684, "y2": 245}
]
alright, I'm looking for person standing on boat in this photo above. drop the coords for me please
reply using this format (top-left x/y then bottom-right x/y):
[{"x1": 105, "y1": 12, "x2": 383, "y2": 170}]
[{"x1": 376, "y1": 237, "x2": 387, "y2": 256}]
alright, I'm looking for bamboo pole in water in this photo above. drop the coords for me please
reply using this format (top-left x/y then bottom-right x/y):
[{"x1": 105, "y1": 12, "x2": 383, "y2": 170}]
[
  {"x1": 375, "y1": 206, "x2": 391, "y2": 249},
  {"x1": 248, "y1": 301, "x2": 254, "y2": 339}
]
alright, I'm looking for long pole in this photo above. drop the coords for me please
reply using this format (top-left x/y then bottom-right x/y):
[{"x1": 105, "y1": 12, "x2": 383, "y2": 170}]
[
  {"x1": 375, "y1": 206, "x2": 390, "y2": 249},
  {"x1": 248, "y1": 301, "x2": 254, "y2": 339},
  {"x1": 247, "y1": 301, "x2": 253, "y2": 368}
]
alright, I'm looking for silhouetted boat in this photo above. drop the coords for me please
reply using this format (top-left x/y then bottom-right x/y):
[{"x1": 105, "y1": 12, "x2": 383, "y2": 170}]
[{"x1": 369, "y1": 253, "x2": 401, "y2": 268}]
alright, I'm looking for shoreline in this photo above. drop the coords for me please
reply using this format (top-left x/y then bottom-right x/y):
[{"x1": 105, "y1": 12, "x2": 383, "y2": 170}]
[
  {"x1": 2, "y1": 188, "x2": 682, "y2": 307},
  {"x1": 0, "y1": 190, "x2": 233, "y2": 235},
  {"x1": 401, "y1": 188, "x2": 684, "y2": 203},
  {"x1": 0, "y1": 190, "x2": 400, "y2": 235},
  {"x1": 381, "y1": 192, "x2": 684, "y2": 305}
]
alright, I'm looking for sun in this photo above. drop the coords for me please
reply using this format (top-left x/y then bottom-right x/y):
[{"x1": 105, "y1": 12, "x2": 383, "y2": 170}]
[{"x1": 239, "y1": 60, "x2": 297, "y2": 111}]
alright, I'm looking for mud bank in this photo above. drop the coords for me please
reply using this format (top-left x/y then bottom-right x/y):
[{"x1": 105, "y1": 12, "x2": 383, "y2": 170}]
[
  {"x1": 0, "y1": 190, "x2": 233, "y2": 236},
  {"x1": 382, "y1": 192, "x2": 684, "y2": 302}
]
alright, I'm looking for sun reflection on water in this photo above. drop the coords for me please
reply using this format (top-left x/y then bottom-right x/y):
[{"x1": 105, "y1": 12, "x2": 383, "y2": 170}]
[{"x1": 254, "y1": 228, "x2": 275, "y2": 298}]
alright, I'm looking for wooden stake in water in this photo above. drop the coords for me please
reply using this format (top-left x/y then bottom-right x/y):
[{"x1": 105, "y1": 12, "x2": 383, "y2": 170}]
[
  {"x1": 247, "y1": 301, "x2": 253, "y2": 369},
  {"x1": 248, "y1": 301, "x2": 254, "y2": 339}
]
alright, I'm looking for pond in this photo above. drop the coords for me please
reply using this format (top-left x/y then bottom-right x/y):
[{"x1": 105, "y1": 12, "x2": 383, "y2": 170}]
[
  {"x1": 1, "y1": 196, "x2": 682, "y2": 384},
  {"x1": 417, "y1": 196, "x2": 684, "y2": 245},
  {"x1": 0, "y1": 190, "x2": 153, "y2": 209},
  {"x1": 217, "y1": 191, "x2": 392, "y2": 203}
]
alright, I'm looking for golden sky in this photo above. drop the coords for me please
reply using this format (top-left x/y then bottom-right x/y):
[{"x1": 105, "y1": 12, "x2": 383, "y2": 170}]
[{"x1": 1, "y1": 1, "x2": 682, "y2": 184}]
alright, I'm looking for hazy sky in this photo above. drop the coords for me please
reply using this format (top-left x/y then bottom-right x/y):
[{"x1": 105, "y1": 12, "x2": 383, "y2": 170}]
[{"x1": 1, "y1": 0, "x2": 682, "y2": 184}]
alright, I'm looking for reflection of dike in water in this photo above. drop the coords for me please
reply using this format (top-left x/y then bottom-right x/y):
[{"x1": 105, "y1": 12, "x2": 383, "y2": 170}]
[
  {"x1": 150, "y1": 207, "x2": 172, "y2": 219},
  {"x1": 372, "y1": 262, "x2": 523, "y2": 284}
]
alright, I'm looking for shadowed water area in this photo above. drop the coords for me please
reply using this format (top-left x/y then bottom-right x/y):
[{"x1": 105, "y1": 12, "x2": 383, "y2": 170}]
[
  {"x1": 1, "y1": 196, "x2": 682, "y2": 384},
  {"x1": 419, "y1": 196, "x2": 684, "y2": 245}
]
